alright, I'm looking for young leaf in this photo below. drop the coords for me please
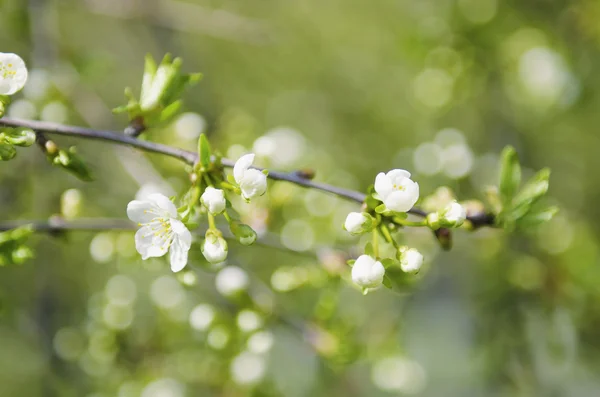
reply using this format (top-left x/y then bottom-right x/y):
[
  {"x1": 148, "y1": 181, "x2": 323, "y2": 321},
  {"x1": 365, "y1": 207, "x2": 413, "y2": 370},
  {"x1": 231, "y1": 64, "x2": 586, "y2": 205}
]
[
  {"x1": 198, "y1": 134, "x2": 212, "y2": 168},
  {"x1": 499, "y1": 146, "x2": 521, "y2": 206},
  {"x1": 364, "y1": 242, "x2": 374, "y2": 257},
  {"x1": 381, "y1": 258, "x2": 397, "y2": 269},
  {"x1": 375, "y1": 204, "x2": 387, "y2": 214}
]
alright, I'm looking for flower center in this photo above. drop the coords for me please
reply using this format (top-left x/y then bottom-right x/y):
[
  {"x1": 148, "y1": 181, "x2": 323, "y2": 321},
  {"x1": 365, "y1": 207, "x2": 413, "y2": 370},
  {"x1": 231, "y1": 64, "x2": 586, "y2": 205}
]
[
  {"x1": 0, "y1": 63, "x2": 17, "y2": 80},
  {"x1": 392, "y1": 184, "x2": 405, "y2": 191},
  {"x1": 141, "y1": 216, "x2": 175, "y2": 249}
]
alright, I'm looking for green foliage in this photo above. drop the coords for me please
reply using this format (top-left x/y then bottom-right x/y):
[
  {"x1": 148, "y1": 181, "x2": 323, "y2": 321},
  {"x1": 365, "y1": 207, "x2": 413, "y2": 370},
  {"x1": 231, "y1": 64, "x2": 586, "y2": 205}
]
[
  {"x1": 0, "y1": 225, "x2": 34, "y2": 266},
  {"x1": 47, "y1": 146, "x2": 94, "y2": 181},
  {"x1": 0, "y1": 128, "x2": 35, "y2": 161},
  {"x1": 494, "y1": 146, "x2": 555, "y2": 231},
  {"x1": 113, "y1": 54, "x2": 202, "y2": 129}
]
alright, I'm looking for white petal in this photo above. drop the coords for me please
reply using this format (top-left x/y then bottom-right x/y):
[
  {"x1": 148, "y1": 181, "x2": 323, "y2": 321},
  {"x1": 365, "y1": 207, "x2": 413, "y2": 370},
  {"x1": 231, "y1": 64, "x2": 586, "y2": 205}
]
[
  {"x1": 387, "y1": 169, "x2": 411, "y2": 182},
  {"x1": 147, "y1": 193, "x2": 178, "y2": 218},
  {"x1": 233, "y1": 153, "x2": 255, "y2": 184},
  {"x1": 374, "y1": 172, "x2": 393, "y2": 199},
  {"x1": 127, "y1": 200, "x2": 157, "y2": 224},
  {"x1": 170, "y1": 219, "x2": 192, "y2": 250},
  {"x1": 135, "y1": 226, "x2": 168, "y2": 259},
  {"x1": 169, "y1": 238, "x2": 189, "y2": 272},
  {"x1": 239, "y1": 169, "x2": 267, "y2": 200}
]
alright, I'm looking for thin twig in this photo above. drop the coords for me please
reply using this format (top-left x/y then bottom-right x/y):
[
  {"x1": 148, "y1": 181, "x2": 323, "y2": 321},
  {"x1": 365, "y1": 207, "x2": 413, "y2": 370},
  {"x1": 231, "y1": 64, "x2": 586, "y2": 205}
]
[
  {"x1": 0, "y1": 117, "x2": 494, "y2": 227},
  {"x1": 0, "y1": 217, "x2": 340, "y2": 258}
]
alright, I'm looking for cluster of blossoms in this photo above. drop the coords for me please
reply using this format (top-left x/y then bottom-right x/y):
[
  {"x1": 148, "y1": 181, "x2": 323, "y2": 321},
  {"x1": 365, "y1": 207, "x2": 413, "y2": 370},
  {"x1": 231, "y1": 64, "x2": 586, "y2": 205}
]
[
  {"x1": 127, "y1": 153, "x2": 268, "y2": 272},
  {"x1": 344, "y1": 169, "x2": 467, "y2": 293}
]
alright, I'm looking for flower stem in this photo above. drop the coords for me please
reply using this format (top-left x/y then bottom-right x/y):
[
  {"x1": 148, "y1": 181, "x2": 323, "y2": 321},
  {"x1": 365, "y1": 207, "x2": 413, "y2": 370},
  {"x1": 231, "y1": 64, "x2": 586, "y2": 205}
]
[
  {"x1": 393, "y1": 217, "x2": 428, "y2": 227},
  {"x1": 223, "y1": 211, "x2": 233, "y2": 224},
  {"x1": 379, "y1": 223, "x2": 399, "y2": 249},
  {"x1": 202, "y1": 173, "x2": 213, "y2": 188},
  {"x1": 207, "y1": 213, "x2": 217, "y2": 231},
  {"x1": 372, "y1": 229, "x2": 379, "y2": 257}
]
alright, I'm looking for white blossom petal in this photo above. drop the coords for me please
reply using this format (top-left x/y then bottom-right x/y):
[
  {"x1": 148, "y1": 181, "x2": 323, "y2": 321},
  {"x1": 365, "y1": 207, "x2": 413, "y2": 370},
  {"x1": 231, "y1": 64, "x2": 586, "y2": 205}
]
[
  {"x1": 387, "y1": 169, "x2": 411, "y2": 184},
  {"x1": 135, "y1": 226, "x2": 169, "y2": 259},
  {"x1": 147, "y1": 193, "x2": 178, "y2": 218},
  {"x1": 374, "y1": 172, "x2": 393, "y2": 199},
  {"x1": 234, "y1": 154, "x2": 255, "y2": 184},
  {"x1": 239, "y1": 169, "x2": 267, "y2": 200},
  {"x1": 169, "y1": 237, "x2": 189, "y2": 272},
  {"x1": 170, "y1": 218, "x2": 192, "y2": 250},
  {"x1": 127, "y1": 200, "x2": 157, "y2": 224}
]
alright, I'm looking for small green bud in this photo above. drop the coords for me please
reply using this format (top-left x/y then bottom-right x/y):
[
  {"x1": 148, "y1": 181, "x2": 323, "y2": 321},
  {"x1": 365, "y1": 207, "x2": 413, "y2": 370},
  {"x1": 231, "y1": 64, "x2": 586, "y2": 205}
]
[
  {"x1": 230, "y1": 222, "x2": 257, "y2": 246},
  {"x1": 12, "y1": 246, "x2": 34, "y2": 264},
  {"x1": 6, "y1": 128, "x2": 36, "y2": 147},
  {"x1": 45, "y1": 140, "x2": 58, "y2": 155},
  {"x1": 0, "y1": 143, "x2": 16, "y2": 161}
]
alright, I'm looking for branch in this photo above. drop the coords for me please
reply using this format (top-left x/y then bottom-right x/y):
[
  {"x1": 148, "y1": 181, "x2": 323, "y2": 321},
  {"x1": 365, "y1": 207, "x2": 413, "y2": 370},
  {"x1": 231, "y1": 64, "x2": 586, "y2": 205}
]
[
  {"x1": 0, "y1": 218, "x2": 346, "y2": 258},
  {"x1": 0, "y1": 117, "x2": 494, "y2": 227}
]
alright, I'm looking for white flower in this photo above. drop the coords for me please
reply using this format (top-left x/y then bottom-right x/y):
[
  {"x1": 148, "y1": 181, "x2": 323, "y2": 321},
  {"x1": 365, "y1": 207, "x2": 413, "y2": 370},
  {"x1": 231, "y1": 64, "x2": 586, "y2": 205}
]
[
  {"x1": 374, "y1": 169, "x2": 419, "y2": 213},
  {"x1": 351, "y1": 255, "x2": 385, "y2": 289},
  {"x1": 441, "y1": 200, "x2": 466, "y2": 226},
  {"x1": 234, "y1": 153, "x2": 267, "y2": 201},
  {"x1": 400, "y1": 248, "x2": 423, "y2": 274},
  {"x1": 127, "y1": 193, "x2": 192, "y2": 272},
  {"x1": 201, "y1": 187, "x2": 226, "y2": 215},
  {"x1": 0, "y1": 53, "x2": 28, "y2": 95},
  {"x1": 344, "y1": 212, "x2": 373, "y2": 235},
  {"x1": 202, "y1": 234, "x2": 228, "y2": 264}
]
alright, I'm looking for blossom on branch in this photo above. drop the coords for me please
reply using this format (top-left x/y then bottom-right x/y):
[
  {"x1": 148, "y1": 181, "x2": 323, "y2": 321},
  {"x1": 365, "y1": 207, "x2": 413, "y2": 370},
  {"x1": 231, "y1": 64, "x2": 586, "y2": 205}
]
[
  {"x1": 0, "y1": 53, "x2": 28, "y2": 95},
  {"x1": 201, "y1": 187, "x2": 226, "y2": 215},
  {"x1": 399, "y1": 248, "x2": 423, "y2": 274},
  {"x1": 127, "y1": 193, "x2": 192, "y2": 272},
  {"x1": 374, "y1": 169, "x2": 419, "y2": 213},
  {"x1": 233, "y1": 153, "x2": 268, "y2": 201},
  {"x1": 351, "y1": 254, "x2": 385, "y2": 289},
  {"x1": 344, "y1": 212, "x2": 374, "y2": 235}
]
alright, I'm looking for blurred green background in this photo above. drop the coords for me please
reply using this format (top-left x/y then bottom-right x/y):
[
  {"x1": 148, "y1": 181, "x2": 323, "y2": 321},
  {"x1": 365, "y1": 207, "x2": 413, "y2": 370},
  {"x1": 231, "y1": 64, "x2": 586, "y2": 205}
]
[{"x1": 0, "y1": 0, "x2": 598, "y2": 396}]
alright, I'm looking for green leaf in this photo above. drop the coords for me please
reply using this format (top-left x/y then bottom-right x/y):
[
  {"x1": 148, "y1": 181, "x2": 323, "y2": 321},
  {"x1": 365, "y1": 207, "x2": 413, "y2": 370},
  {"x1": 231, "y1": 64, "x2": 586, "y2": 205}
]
[
  {"x1": 159, "y1": 100, "x2": 182, "y2": 123},
  {"x1": 513, "y1": 168, "x2": 550, "y2": 209},
  {"x1": 365, "y1": 194, "x2": 380, "y2": 210},
  {"x1": 375, "y1": 204, "x2": 387, "y2": 214},
  {"x1": 0, "y1": 143, "x2": 16, "y2": 161},
  {"x1": 364, "y1": 242, "x2": 374, "y2": 257},
  {"x1": 346, "y1": 259, "x2": 356, "y2": 267},
  {"x1": 381, "y1": 258, "x2": 397, "y2": 269},
  {"x1": 382, "y1": 275, "x2": 392, "y2": 289},
  {"x1": 198, "y1": 134, "x2": 212, "y2": 168},
  {"x1": 227, "y1": 174, "x2": 237, "y2": 186},
  {"x1": 499, "y1": 146, "x2": 521, "y2": 206},
  {"x1": 517, "y1": 206, "x2": 558, "y2": 229},
  {"x1": 140, "y1": 53, "x2": 158, "y2": 101}
]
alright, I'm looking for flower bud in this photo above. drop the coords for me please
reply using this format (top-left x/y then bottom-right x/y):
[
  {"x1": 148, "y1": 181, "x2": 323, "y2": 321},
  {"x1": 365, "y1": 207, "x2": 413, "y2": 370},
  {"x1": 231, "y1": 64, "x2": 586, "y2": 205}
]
[
  {"x1": 343, "y1": 212, "x2": 374, "y2": 235},
  {"x1": 399, "y1": 248, "x2": 423, "y2": 274},
  {"x1": 233, "y1": 154, "x2": 268, "y2": 201},
  {"x1": 0, "y1": 143, "x2": 16, "y2": 161},
  {"x1": 230, "y1": 222, "x2": 257, "y2": 246},
  {"x1": 202, "y1": 233, "x2": 228, "y2": 264},
  {"x1": 6, "y1": 128, "x2": 35, "y2": 147},
  {"x1": 351, "y1": 255, "x2": 385, "y2": 289},
  {"x1": 439, "y1": 201, "x2": 466, "y2": 227},
  {"x1": 201, "y1": 187, "x2": 226, "y2": 215}
]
